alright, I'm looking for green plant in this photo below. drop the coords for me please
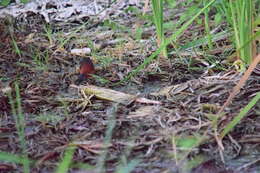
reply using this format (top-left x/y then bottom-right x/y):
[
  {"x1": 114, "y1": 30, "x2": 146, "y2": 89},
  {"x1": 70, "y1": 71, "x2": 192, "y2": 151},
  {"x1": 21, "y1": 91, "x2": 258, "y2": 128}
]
[
  {"x1": 216, "y1": 0, "x2": 255, "y2": 66},
  {"x1": 20, "y1": 0, "x2": 29, "y2": 3},
  {"x1": 0, "y1": 151, "x2": 31, "y2": 166},
  {"x1": 0, "y1": 0, "x2": 29, "y2": 6},
  {"x1": 134, "y1": 27, "x2": 143, "y2": 40},
  {"x1": 11, "y1": 36, "x2": 22, "y2": 58},
  {"x1": 30, "y1": 47, "x2": 49, "y2": 71},
  {"x1": 151, "y1": 0, "x2": 167, "y2": 58},
  {"x1": 43, "y1": 24, "x2": 54, "y2": 45},
  {"x1": 6, "y1": 83, "x2": 30, "y2": 173},
  {"x1": 33, "y1": 113, "x2": 64, "y2": 125},
  {"x1": 55, "y1": 21, "x2": 90, "y2": 49},
  {"x1": 0, "y1": 0, "x2": 10, "y2": 6},
  {"x1": 96, "y1": 104, "x2": 117, "y2": 173},
  {"x1": 55, "y1": 146, "x2": 76, "y2": 173},
  {"x1": 220, "y1": 92, "x2": 260, "y2": 139},
  {"x1": 230, "y1": 0, "x2": 254, "y2": 65},
  {"x1": 180, "y1": 30, "x2": 232, "y2": 50},
  {"x1": 203, "y1": 0, "x2": 213, "y2": 49},
  {"x1": 172, "y1": 134, "x2": 206, "y2": 172},
  {"x1": 103, "y1": 19, "x2": 128, "y2": 32},
  {"x1": 119, "y1": 0, "x2": 216, "y2": 84},
  {"x1": 116, "y1": 159, "x2": 141, "y2": 173}
]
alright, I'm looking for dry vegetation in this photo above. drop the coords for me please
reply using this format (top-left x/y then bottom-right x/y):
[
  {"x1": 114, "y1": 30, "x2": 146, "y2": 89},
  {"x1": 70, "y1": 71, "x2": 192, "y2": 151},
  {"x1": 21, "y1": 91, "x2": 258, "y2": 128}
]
[{"x1": 0, "y1": 1, "x2": 260, "y2": 172}]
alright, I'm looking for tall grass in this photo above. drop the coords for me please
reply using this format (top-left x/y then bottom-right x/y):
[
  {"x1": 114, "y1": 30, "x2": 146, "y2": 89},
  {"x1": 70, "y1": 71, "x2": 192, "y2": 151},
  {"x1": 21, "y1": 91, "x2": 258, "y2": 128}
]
[
  {"x1": 96, "y1": 104, "x2": 140, "y2": 173},
  {"x1": 151, "y1": 0, "x2": 167, "y2": 58},
  {"x1": 203, "y1": 0, "x2": 213, "y2": 49},
  {"x1": 6, "y1": 83, "x2": 30, "y2": 173},
  {"x1": 230, "y1": 0, "x2": 254, "y2": 65},
  {"x1": 216, "y1": 0, "x2": 255, "y2": 66},
  {"x1": 96, "y1": 104, "x2": 117, "y2": 173},
  {"x1": 121, "y1": 0, "x2": 259, "y2": 83},
  {"x1": 120, "y1": 0, "x2": 216, "y2": 84}
]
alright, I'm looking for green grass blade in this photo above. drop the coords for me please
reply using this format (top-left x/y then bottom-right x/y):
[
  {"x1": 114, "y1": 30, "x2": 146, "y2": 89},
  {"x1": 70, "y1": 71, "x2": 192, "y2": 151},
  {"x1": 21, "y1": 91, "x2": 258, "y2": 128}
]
[
  {"x1": 151, "y1": 0, "x2": 167, "y2": 57},
  {"x1": 0, "y1": 0, "x2": 11, "y2": 6},
  {"x1": 220, "y1": 92, "x2": 260, "y2": 139},
  {"x1": 0, "y1": 151, "x2": 30, "y2": 164},
  {"x1": 55, "y1": 146, "x2": 76, "y2": 173},
  {"x1": 96, "y1": 104, "x2": 117, "y2": 173},
  {"x1": 180, "y1": 30, "x2": 232, "y2": 50},
  {"x1": 118, "y1": 0, "x2": 216, "y2": 84},
  {"x1": 15, "y1": 83, "x2": 30, "y2": 173},
  {"x1": 203, "y1": 0, "x2": 213, "y2": 49},
  {"x1": 6, "y1": 83, "x2": 30, "y2": 173}
]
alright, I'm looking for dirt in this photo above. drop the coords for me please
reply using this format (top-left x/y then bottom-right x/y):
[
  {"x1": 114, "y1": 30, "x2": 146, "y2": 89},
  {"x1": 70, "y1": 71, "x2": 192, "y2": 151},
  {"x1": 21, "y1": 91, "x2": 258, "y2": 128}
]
[{"x1": 0, "y1": 3, "x2": 260, "y2": 173}]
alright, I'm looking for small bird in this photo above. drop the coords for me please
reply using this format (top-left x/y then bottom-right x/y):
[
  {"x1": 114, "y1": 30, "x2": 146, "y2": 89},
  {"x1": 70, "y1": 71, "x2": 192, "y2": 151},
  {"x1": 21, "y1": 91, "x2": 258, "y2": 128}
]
[{"x1": 75, "y1": 57, "x2": 95, "y2": 85}]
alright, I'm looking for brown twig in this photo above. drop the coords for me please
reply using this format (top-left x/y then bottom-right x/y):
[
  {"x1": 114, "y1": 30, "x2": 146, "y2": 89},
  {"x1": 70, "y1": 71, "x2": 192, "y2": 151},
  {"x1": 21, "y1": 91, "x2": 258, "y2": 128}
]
[{"x1": 218, "y1": 54, "x2": 260, "y2": 114}]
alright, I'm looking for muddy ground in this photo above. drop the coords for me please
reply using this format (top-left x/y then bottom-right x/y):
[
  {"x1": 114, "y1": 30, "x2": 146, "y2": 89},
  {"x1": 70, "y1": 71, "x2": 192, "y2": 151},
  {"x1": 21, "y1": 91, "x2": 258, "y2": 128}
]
[{"x1": 0, "y1": 2, "x2": 260, "y2": 173}]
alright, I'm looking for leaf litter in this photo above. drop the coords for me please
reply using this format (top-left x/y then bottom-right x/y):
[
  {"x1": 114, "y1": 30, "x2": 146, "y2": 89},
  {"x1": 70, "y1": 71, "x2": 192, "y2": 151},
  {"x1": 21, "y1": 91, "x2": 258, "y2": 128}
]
[{"x1": 0, "y1": 1, "x2": 260, "y2": 172}]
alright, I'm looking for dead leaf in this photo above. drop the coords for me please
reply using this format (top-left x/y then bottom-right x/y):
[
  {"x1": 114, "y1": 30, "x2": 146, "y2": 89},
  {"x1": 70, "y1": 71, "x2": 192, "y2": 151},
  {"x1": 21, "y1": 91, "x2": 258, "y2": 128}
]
[{"x1": 128, "y1": 106, "x2": 159, "y2": 118}]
